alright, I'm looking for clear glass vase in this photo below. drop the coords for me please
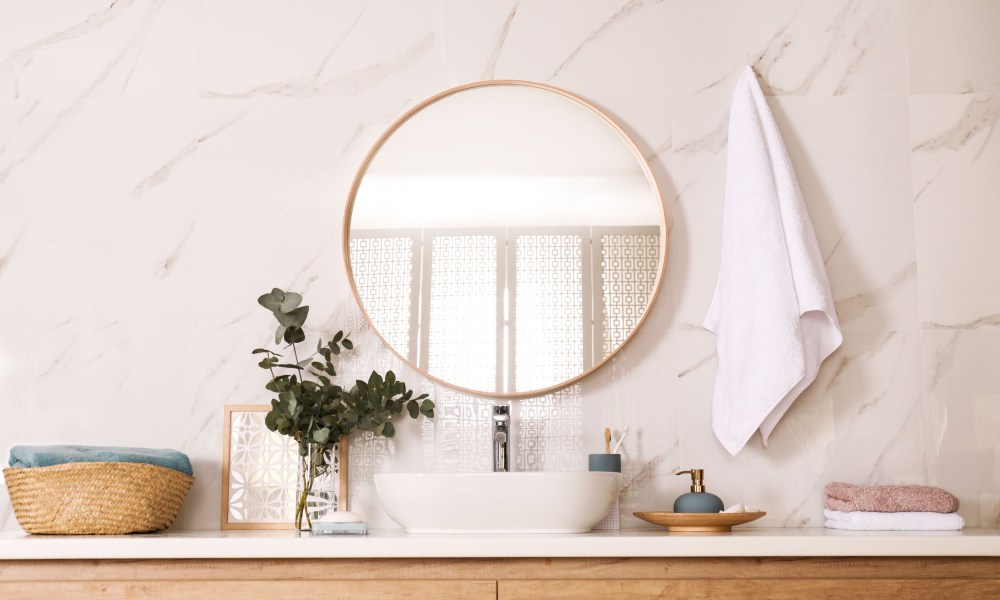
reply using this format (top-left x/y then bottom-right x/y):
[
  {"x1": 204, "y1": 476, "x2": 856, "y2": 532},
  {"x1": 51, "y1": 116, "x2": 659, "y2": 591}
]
[{"x1": 295, "y1": 442, "x2": 337, "y2": 530}]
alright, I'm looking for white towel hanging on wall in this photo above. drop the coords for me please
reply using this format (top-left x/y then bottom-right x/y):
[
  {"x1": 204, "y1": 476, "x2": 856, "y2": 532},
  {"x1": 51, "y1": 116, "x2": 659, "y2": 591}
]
[{"x1": 703, "y1": 66, "x2": 843, "y2": 456}]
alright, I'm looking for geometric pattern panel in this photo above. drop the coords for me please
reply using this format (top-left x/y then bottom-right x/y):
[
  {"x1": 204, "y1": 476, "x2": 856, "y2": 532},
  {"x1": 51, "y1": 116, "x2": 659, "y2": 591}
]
[
  {"x1": 225, "y1": 409, "x2": 340, "y2": 525},
  {"x1": 428, "y1": 234, "x2": 499, "y2": 392},
  {"x1": 348, "y1": 235, "x2": 416, "y2": 360},
  {"x1": 346, "y1": 430, "x2": 394, "y2": 523},
  {"x1": 515, "y1": 384, "x2": 585, "y2": 472},
  {"x1": 226, "y1": 410, "x2": 298, "y2": 524},
  {"x1": 420, "y1": 384, "x2": 494, "y2": 473},
  {"x1": 515, "y1": 233, "x2": 584, "y2": 391},
  {"x1": 600, "y1": 231, "x2": 659, "y2": 359}
]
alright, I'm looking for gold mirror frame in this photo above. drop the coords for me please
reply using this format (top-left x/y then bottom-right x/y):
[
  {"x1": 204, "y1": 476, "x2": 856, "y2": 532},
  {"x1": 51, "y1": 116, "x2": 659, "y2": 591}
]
[{"x1": 343, "y1": 80, "x2": 668, "y2": 399}]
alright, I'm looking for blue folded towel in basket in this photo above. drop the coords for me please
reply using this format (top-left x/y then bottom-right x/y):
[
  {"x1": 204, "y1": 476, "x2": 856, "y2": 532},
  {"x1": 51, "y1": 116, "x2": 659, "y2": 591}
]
[{"x1": 8, "y1": 445, "x2": 193, "y2": 477}]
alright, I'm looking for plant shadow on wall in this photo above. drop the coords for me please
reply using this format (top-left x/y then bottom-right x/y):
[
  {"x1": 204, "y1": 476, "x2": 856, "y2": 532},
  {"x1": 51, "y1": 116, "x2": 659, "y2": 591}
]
[{"x1": 252, "y1": 288, "x2": 435, "y2": 529}]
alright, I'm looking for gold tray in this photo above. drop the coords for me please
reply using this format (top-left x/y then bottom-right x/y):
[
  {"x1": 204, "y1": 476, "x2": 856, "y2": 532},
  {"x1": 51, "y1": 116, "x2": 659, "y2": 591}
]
[{"x1": 633, "y1": 511, "x2": 766, "y2": 532}]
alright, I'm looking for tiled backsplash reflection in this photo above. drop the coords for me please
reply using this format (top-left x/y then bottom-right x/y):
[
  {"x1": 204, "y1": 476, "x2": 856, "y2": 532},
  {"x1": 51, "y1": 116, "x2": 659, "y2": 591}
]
[{"x1": 1, "y1": 0, "x2": 998, "y2": 531}]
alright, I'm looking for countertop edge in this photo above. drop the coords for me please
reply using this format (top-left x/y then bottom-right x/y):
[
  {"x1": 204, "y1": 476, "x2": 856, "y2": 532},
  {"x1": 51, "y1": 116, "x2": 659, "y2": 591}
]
[{"x1": 2, "y1": 528, "x2": 1000, "y2": 560}]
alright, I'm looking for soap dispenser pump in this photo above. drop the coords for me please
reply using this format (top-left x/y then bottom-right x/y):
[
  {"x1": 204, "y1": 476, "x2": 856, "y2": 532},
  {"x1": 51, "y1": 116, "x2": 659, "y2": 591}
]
[{"x1": 673, "y1": 469, "x2": 725, "y2": 513}]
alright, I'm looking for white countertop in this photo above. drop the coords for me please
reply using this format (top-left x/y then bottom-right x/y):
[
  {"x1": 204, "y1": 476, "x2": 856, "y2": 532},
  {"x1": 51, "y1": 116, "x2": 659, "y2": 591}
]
[{"x1": 1, "y1": 528, "x2": 999, "y2": 559}]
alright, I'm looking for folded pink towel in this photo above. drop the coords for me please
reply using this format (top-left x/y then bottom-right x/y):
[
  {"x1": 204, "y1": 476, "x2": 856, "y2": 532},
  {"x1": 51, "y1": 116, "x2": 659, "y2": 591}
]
[{"x1": 824, "y1": 482, "x2": 959, "y2": 514}]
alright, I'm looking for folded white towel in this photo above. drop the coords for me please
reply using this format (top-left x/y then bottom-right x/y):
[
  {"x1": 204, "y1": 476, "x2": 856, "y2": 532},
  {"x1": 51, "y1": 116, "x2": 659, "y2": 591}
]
[
  {"x1": 703, "y1": 66, "x2": 843, "y2": 455},
  {"x1": 824, "y1": 509, "x2": 965, "y2": 531}
]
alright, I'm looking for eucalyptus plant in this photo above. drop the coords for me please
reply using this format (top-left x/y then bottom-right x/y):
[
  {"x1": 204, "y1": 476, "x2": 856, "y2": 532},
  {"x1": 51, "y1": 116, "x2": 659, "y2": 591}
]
[{"x1": 253, "y1": 287, "x2": 434, "y2": 528}]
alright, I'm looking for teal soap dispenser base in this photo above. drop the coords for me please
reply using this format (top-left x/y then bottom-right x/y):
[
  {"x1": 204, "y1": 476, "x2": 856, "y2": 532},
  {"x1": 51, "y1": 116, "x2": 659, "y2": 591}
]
[{"x1": 672, "y1": 469, "x2": 724, "y2": 513}]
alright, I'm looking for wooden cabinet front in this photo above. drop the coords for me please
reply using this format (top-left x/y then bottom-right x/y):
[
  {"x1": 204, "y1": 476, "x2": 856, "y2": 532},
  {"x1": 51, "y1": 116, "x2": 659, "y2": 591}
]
[{"x1": 1, "y1": 556, "x2": 997, "y2": 599}]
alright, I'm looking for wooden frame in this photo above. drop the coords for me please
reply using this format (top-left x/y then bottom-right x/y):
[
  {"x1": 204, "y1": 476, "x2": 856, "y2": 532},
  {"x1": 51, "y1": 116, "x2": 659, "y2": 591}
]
[{"x1": 220, "y1": 404, "x2": 349, "y2": 530}]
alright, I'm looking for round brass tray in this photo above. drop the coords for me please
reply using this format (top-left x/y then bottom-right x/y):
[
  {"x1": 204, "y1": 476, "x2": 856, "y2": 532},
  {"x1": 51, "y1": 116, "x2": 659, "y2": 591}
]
[{"x1": 633, "y1": 511, "x2": 766, "y2": 532}]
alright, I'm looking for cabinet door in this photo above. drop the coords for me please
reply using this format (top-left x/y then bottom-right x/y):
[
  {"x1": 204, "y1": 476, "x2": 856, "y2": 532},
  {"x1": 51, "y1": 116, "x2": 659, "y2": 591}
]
[
  {"x1": 499, "y1": 579, "x2": 1000, "y2": 599},
  {"x1": 0, "y1": 579, "x2": 497, "y2": 600}
]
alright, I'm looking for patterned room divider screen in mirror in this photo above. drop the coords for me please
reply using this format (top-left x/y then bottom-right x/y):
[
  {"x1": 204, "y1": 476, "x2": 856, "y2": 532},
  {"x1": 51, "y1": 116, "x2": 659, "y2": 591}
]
[{"x1": 344, "y1": 81, "x2": 667, "y2": 398}]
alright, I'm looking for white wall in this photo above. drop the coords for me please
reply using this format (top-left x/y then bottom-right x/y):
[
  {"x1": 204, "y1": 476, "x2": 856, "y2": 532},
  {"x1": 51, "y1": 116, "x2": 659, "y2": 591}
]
[{"x1": 1, "y1": 0, "x2": 998, "y2": 530}]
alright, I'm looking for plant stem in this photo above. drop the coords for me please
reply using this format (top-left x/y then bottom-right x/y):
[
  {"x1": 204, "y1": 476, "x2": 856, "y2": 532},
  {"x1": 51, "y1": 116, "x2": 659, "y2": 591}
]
[{"x1": 297, "y1": 447, "x2": 312, "y2": 530}]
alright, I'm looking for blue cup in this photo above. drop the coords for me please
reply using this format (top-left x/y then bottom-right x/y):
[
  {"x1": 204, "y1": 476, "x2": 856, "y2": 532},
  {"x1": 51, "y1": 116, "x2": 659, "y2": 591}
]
[{"x1": 588, "y1": 453, "x2": 622, "y2": 473}]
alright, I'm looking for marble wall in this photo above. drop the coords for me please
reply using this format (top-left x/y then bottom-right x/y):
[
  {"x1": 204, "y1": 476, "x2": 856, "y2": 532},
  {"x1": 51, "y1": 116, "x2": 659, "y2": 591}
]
[{"x1": 1, "y1": 0, "x2": 998, "y2": 530}]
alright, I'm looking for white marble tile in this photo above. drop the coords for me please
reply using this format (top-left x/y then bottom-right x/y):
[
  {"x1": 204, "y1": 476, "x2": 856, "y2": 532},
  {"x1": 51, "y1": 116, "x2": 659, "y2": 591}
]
[
  {"x1": 189, "y1": 96, "x2": 405, "y2": 331},
  {"x1": 770, "y1": 95, "x2": 917, "y2": 332},
  {"x1": 905, "y1": 0, "x2": 1000, "y2": 94},
  {"x1": 200, "y1": 0, "x2": 445, "y2": 104},
  {"x1": 911, "y1": 94, "x2": 1000, "y2": 330},
  {"x1": 0, "y1": 0, "x2": 197, "y2": 103},
  {"x1": 663, "y1": 96, "x2": 729, "y2": 331},
  {"x1": 438, "y1": 0, "x2": 671, "y2": 105},
  {"x1": 2, "y1": 0, "x2": 998, "y2": 533},
  {"x1": 669, "y1": 0, "x2": 908, "y2": 97},
  {"x1": 922, "y1": 331, "x2": 1000, "y2": 527}
]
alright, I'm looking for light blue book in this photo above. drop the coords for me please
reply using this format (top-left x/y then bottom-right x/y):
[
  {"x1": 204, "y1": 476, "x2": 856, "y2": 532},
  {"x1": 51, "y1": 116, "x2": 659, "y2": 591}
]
[{"x1": 311, "y1": 521, "x2": 369, "y2": 535}]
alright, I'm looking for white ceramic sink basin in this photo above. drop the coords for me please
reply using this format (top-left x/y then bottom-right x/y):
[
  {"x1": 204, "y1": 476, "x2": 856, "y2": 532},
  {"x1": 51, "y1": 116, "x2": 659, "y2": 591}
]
[{"x1": 374, "y1": 471, "x2": 622, "y2": 534}]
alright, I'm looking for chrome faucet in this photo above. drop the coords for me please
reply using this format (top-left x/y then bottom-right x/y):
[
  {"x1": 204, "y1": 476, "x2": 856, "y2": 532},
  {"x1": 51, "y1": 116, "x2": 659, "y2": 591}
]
[{"x1": 493, "y1": 404, "x2": 511, "y2": 472}]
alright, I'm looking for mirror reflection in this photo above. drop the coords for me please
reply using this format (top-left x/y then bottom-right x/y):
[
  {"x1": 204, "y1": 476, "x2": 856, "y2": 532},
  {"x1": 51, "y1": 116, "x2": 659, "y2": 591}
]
[{"x1": 346, "y1": 82, "x2": 665, "y2": 397}]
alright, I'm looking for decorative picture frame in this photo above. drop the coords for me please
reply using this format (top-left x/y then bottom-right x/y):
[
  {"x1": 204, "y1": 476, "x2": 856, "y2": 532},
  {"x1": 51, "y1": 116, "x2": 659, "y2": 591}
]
[{"x1": 221, "y1": 404, "x2": 349, "y2": 530}]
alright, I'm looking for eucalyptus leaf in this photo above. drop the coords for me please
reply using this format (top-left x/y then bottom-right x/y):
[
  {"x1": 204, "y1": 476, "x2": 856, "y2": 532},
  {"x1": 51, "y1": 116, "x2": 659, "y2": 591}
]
[
  {"x1": 283, "y1": 326, "x2": 305, "y2": 344},
  {"x1": 406, "y1": 400, "x2": 418, "y2": 419},
  {"x1": 278, "y1": 292, "x2": 303, "y2": 313},
  {"x1": 258, "y1": 289, "x2": 284, "y2": 311},
  {"x1": 274, "y1": 306, "x2": 309, "y2": 328},
  {"x1": 264, "y1": 410, "x2": 278, "y2": 431},
  {"x1": 342, "y1": 339, "x2": 353, "y2": 350},
  {"x1": 313, "y1": 427, "x2": 330, "y2": 444},
  {"x1": 274, "y1": 325, "x2": 287, "y2": 345},
  {"x1": 419, "y1": 399, "x2": 435, "y2": 418}
]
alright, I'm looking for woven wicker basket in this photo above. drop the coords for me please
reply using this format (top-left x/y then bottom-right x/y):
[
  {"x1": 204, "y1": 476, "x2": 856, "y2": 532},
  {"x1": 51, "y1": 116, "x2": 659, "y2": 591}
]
[{"x1": 3, "y1": 462, "x2": 194, "y2": 534}]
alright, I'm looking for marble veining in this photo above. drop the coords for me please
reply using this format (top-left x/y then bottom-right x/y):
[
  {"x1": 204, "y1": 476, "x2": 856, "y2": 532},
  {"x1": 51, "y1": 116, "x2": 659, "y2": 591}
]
[
  {"x1": 912, "y1": 95, "x2": 1000, "y2": 159},
  {"x1": 203, "y1": 35, "x2": 436, "y2": 100},
  {"x1": 1, "y1": 0, "x2": 999, "y2": 532},
  {"x1": 545, "y1": 0, "x2": 663, "y2": 83},
  {"x1": 474, "y1": 2, "x2": 518, "y2": 81}
]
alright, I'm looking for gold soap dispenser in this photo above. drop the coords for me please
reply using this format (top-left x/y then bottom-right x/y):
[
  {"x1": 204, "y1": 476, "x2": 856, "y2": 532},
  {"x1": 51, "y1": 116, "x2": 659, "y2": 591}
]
[{"x1": 673, "y1": 469, "x2": 724, "y2": 513}]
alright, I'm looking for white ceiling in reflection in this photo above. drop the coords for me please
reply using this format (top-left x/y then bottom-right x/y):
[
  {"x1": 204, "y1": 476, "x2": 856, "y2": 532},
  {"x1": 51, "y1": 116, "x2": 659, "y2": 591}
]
[{"x1": 352, "y1": 84, "x2": 659, "y2": 229}]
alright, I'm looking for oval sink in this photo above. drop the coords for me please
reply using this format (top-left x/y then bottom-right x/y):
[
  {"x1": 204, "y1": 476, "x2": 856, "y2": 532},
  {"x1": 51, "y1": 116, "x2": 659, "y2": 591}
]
[{"x1": 374, "y1": 471, "x2": 622, "y2": 534}]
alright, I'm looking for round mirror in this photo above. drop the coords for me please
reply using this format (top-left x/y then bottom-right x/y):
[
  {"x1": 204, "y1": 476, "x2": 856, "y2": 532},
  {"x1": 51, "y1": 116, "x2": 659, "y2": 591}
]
[{"x1": 344, "y1": 81, "x2": 666, "y2": 398}]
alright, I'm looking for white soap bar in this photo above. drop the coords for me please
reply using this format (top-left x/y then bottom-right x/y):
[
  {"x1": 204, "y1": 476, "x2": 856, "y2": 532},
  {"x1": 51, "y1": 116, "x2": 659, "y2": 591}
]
[
  {"x1": 316, "y1": 510, "x2": 364, "y2": 523},
  {"x1": 721, "y1": 503, "x2": 746, "y2": 513}
]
